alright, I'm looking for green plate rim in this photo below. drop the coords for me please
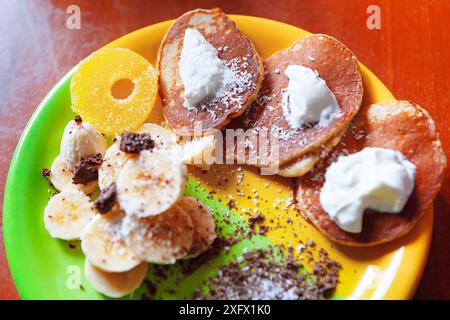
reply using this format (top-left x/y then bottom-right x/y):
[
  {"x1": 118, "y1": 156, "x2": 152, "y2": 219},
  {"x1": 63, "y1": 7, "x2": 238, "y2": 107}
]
[{"x1": 3, "y1": 67, "x2": 74, "y2": 298}]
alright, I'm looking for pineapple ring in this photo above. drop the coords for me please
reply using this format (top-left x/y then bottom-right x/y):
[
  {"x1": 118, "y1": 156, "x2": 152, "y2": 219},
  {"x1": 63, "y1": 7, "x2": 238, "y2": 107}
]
[{"x1": 71, "y1": 48, "x2": 158, "y2": 136}]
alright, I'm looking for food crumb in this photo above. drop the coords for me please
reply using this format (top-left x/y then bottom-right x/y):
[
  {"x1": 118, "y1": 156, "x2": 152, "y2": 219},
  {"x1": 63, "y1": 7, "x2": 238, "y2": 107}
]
[{"x1": 41, "y1": 168, "x2": 51, "y2": 178}]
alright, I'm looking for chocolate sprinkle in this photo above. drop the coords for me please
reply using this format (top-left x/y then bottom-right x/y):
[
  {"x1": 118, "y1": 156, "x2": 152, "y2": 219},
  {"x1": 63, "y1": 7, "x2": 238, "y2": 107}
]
[
  {"x1": 41, "y1": 168, "x2": 51, "y2": 178},
  {"x1": 248, "y1": 213, "x2": 265, "y2": 229},
  {"x1": 180, "y1": 238, "x2": 232, "y2": 275},
  {"x1": 226, "y1": 199, "x2": 236, "y2": 209},
  {"x1": 141, "y1": 279, "x2": 157, "y2": 300},
  {"x1": 258, "y1": 225, "x2": 269, "y2": 235},
  {"x1": 94, "y1": 183, "x2": 117, "y2": 214},
  {"x1": 74, "y1": 115, "x2": 82, "y2": 124},
  {"x1": 120, "y1": 131, "x2": 155, "y2": 154},
  {"x1": 72, "y1": 153, "x2": 103, "y2": 185}
]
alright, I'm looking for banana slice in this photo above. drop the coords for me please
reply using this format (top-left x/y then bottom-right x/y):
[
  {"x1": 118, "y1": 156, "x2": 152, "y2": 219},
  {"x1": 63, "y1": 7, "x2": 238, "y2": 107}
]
[
  {"x1": 61, "y1": 119, "x2": 108, "y2": 169},
  {"x1": 178, "y1": 197, "x2": 216, "y2": 258},
  {"x1": 81, "y1": 210, "x2": 142, "y2": 273},
  {"x1": 123, "y1": 205, "x2": 194, "y2": 264},
  {"x1": 50, "y1": 155, "x2": 98, "y2": 194},
  {"x1": 117, "y1": 150, "x2": 187, "y2": 217},
  {"x1": 84, "y1": 260, "x2": 148, "y2": 298},
  {"x1": 98, "y1": 141, "x2": 128, "y2": 190},
  {"x1": 137, "y1": 123, "x2": 179, "y2": 152},
  {"x1": 180, "y1": 135, "x2": 216, "y2": 169},
  {"x1": 44, "y1": 190, "x2": 96, "y2": 240},
  {"x1": 98, "y1": 124, "x2": 179, "y2": 191}
]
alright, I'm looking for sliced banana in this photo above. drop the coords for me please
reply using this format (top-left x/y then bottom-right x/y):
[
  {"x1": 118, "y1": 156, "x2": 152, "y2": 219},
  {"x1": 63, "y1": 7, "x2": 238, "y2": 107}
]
[
  {"x1": 180, "y1": 135, "x2": 216, "y2": 169},
  {"x1": 123, "y1": 205, "x2": 194, "y2": 264},
  {"x1": 60, "y1": 119, "x2": 108, "y2": 169},
  {"x1": 50, "y1": 155, "x2": 98, "y2": 194},
  {"x1": 98, "y1": 141, "x2": 128, "y2": 190},
  {"x1": 117, "y1": 150, "x2": 187, "y2": 217},
  {"x1": 81, "y1": 209, "x2": 142, "y2": 273},
  {"x1": 84, "y1": 260, "x2": 148, "y2": 299},
  {"x1": 44, "y1": 190, "x2": 96, "y2": 240},
  {"x1": 178, "y1": 197, "x2": 216, "y2": 258},
  {"x1": 137, "y1": 123, "x2": 179, "y2": 151},
  {"x1": 98, "y1": 124, "x2": 180, "y2": 191}
]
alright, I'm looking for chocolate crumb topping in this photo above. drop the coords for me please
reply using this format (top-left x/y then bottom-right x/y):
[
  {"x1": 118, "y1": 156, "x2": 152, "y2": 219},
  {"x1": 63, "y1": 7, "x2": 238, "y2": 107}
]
[
  {"x1": 74, "y1": 115, "x2": 82, "y2": 124},
  {"x1": 259, "y1": 225, "x2": 269, "y2": 235},
  {"x1": 94, "y1": 183, "x2": 117, "y2": 214},
  {"x1": 119, "y1": 131, "x2": 155, "y2": 154},
  {"x1": 41, "y1": 168, "x2": 51, "y2": 178},
  {"x1": 194, "y1": 245, "x2": 341, "y2": 300},
  {"x1": 72, "y1": 153, "x2": 103, "y2": 185},
  {"x1": 307, "y1": 240, "x2": 316, "y2": 248},
  {"x1": 180, "y1": 238, "x2": 232, "y2": 275},
  {"x1": 226, "y1": 199, "x2": 236, "y2": 209},
  {"x1": 248, "y1": 213, "x2": 265, "y2": 229},
  {"x1": 141, "y1": 280, "x2": 157, "y2": 299}
]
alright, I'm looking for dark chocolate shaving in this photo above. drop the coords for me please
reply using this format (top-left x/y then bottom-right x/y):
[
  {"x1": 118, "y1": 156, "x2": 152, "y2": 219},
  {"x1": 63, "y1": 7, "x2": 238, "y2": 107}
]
[
  {"x1": 74, "y1": 115, "x2": 82, "y2": 124},
  {"x1": 119, "y1": 131, "x2": 155, "y2": 154},
  {"x1": 226, "y1": 199, "x2": 236, "y2": 209},
  {"x1": 248, "y1": 213, "x2": 265, "y2": 229},
  {"x1": 259, "y1": 225, "x2": 269, "y2": 235},
  {"x1": 72, "y1": 153, "x2": 103, "y2": 185},
  {"x1": 194, "y1": 245, "x2": 341, "y2": 300},
  {"x1": 94, "y1": 183, "x2": 117, "y2": 214},
  {"x1": 41, "y1": 168, "x2": 51, "y2": 178}
]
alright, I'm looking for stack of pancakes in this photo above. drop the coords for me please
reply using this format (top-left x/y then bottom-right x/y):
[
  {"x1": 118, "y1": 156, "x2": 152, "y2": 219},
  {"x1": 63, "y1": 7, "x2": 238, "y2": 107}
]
[{"x1": 158, "y1": 8, "x2": 446, "y2": 246}]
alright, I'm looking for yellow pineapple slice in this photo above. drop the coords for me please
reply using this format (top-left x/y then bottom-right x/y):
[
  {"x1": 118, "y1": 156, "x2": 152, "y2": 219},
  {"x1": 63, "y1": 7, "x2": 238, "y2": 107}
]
[{"x1": 71, "y1": 48, "x2": 158, "y2": 136}]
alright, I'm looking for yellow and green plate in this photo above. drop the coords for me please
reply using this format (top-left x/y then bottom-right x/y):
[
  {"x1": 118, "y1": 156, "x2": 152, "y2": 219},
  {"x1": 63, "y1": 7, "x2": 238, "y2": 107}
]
[{"x1": 3, "y1": 16, "x2": 431, "y2": 300}]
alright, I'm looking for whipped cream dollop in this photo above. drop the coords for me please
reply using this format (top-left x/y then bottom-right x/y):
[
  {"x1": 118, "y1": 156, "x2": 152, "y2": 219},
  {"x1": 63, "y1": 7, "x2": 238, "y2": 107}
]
[
  {"x1": 179, "y1": 28, "x2": 234, "y2": 108},
  {"x1": 282, "y1": 65, "x2": 340, "y2": 128},
  {"x1": 60, "y1": 118, "x2": 108, "y2": 169},
  {"x1": 319, "y1": 147, "x2": 416, "y2": 233}
]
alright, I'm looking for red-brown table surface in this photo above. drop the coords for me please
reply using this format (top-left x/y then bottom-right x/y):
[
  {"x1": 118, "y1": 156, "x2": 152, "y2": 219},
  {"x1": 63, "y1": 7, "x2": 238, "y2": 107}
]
[{"x1": 1, "y1": 0, "x2": 449, "y2": 300}]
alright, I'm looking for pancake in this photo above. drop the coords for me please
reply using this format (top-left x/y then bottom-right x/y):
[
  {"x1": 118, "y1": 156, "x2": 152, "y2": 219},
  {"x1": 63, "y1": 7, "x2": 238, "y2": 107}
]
[
  {"x1": 297, "y1": 101, "x2": 446, "y2": 246},
  {"x1": 277, "y1": 127, "x2": 347, "y2": 177},
  {"x1": 229, "y1": 34, "x2": 363, "y2": 167},
  {"x1": 158, "y1": 8, "x2": 264, "y2": 136}
]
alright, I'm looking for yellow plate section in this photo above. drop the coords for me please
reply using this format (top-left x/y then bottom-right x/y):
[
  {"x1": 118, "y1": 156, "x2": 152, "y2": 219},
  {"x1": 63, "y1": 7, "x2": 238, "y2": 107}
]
[{"x1": 105, "y1": 16, "x2": 431, "y2": 300}]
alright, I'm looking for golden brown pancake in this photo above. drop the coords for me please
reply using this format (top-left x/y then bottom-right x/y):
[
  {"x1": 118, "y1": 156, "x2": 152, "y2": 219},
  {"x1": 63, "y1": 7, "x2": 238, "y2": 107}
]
[
  {"x1": 297, "y1": 101, "x2": 447, "y2": 246},
  {"x1": 277, "y1": 126, "x2": 347, "y2": 177},
  {"x1": 229, "y1": 34, "x2": 363, "y2": 167},
  {"x1": 158, "y1": 8, "x2": 264, "y2": 136}
]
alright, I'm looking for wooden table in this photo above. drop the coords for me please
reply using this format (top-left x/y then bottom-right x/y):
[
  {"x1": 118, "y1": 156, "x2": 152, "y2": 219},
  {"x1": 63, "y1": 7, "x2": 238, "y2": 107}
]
[{"x1": 1, "y1": 0, "x2": 449, "y2": 300}]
